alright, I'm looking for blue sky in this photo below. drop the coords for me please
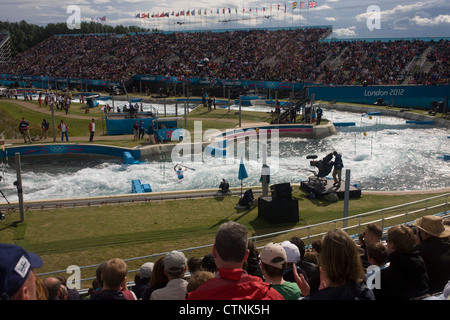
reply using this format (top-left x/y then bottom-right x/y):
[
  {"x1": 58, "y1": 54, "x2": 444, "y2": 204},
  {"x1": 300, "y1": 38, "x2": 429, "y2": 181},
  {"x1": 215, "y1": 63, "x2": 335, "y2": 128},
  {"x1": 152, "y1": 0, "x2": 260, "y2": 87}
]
[{"x1": 1, "y1": 0, "x2": 449, "y2": 38}]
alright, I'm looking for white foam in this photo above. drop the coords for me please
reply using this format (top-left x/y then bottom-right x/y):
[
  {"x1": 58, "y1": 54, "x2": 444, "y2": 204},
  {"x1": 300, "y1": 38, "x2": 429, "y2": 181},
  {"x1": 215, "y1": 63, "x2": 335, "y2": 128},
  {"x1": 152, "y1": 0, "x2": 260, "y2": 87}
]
[{"x1": 0, "y1": 108, "x2": 448, "y2": 202}]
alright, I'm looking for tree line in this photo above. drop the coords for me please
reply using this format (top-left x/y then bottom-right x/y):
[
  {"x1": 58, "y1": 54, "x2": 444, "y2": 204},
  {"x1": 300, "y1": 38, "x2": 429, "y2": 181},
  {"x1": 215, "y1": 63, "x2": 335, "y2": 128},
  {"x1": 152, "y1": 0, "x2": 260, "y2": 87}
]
[{"x1": 0, "y1": 20, "x2": 148, "y2": 57}]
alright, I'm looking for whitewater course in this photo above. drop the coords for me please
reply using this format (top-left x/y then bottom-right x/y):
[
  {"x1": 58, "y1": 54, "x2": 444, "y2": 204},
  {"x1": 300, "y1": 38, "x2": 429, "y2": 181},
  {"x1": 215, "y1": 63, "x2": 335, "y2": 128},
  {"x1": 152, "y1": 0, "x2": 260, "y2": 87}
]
[{"x1": 0, "y1": 101, "x2": 449, "y2": 207}]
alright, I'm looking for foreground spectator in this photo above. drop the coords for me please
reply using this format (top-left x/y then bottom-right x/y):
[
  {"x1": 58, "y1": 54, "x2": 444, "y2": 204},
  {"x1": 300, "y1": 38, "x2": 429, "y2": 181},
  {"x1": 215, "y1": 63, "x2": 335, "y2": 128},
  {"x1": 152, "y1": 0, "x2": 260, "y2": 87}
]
[
  {"x1": 150, "y1": 250, "x2": 188, "y2": 300},
  {"x1": 0, "y1": 244, "x2": 45, "y2": 300},
  {"x1": 186, "y1": 221, "x2": 284, "y2": 300},
  {"x1": 413, "y1": 215, "x2": 450, "y2": 294},
  {"x1": 89, "y1": 258, "x2": 129, "y2": 300},
  {"x1": 373, "y1": 225, "x2": 429, "y2": 300},
  {"x1": 43, "y1": 277, "x2": 61, "y2": 300},
  {"x1": 142, "y1": 256, "x2": 168, "y2": 300},
  {"x1": 132, "y1": 262, "x2": 154, "y2": 300},
  {"x1": 295, "y1": 229, "x2": 374, "y2": 300},
  {"x1": 259, "y1": 242, "x2": 302, "y2": 300}
]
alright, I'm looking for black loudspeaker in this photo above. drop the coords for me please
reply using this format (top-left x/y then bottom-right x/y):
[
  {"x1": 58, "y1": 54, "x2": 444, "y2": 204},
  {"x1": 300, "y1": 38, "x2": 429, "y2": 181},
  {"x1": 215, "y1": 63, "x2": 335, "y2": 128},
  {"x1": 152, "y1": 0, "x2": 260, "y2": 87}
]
[
  {"x1": 270, "y1": 183, "x2": 292, "y2": 201},
  {"x1": 258, "y1": 196, "x2": 299, "y2": 224}
]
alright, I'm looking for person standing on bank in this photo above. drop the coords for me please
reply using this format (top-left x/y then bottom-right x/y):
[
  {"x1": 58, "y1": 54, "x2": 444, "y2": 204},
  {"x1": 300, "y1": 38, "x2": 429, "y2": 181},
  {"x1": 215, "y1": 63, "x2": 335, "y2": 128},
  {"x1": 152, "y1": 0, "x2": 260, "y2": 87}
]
[
  {"x1": 88, "y1": 118, "x2": 95, "y2": 142},
  {"x1": 316, "y1": 106, "x2": 323, "y2": 125},
  {"x1": 19, "y1": 117, "x2": 32, "y2": 143},
  {"x1": 40, "y1": 119, "x2": 49, "y2": 140},
  {"x1": 58, "y1": 120, "x2": 69, "y2": 142},
  {"x1": 331, "y1": 151, "x2": 343, "y2": 188}
]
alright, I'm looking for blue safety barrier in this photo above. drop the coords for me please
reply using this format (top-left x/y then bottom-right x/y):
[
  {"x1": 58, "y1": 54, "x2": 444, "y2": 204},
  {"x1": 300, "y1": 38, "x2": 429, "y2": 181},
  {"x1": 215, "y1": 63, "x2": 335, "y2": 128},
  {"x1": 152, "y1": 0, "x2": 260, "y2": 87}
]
[
  {"x1": 123, "y1": 151, "x2": 140, "y2": 164},
  {"x1": 131, "y1": 179, "x2": 152, "y2": 193},
  {"x1": 405, "y1": 120, "x2": 435, "y2": 125},
  {"x1": 333, "y1": 122, "x2": 356, "y2": 127}
]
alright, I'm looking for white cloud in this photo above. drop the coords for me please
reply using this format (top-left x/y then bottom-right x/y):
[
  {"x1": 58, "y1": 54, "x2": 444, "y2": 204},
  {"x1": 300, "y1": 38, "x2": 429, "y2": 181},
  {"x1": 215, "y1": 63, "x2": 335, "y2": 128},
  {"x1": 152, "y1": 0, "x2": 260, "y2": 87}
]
[
  {"x1": 324, "y1": 17, "x2": 336, "y2": 21},
  {"x1": 333, "y1": 26, "x2": 356, "y2": 37},
  {"x1": 411, "y1": 14, "x2": 450, "y2": 26},
  {"x1": 356, "y1": 1, "x2": 436, "y2": 22},
  {"x1": 315, "y1": 4, "x2": 333, "y2": 12}
]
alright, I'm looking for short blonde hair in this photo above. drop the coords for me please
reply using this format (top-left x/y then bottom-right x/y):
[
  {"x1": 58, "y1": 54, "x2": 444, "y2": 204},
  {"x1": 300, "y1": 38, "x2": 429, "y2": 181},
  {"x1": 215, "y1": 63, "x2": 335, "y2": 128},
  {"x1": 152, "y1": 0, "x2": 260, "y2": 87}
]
[
  {"x1": 387, "y1": 225, "x2": 416, "y2": 253},
  {"x1": 102, "y1": 258, "x2": 128, "y2": 289}
]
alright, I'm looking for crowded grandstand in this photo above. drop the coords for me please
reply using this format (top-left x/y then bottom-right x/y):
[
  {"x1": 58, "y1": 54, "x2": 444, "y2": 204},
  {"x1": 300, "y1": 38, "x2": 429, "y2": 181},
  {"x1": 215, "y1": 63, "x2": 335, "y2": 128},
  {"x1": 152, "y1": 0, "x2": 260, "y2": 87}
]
[{"x1": 0, "y1": 27, "x2": 448, "y2": 86}]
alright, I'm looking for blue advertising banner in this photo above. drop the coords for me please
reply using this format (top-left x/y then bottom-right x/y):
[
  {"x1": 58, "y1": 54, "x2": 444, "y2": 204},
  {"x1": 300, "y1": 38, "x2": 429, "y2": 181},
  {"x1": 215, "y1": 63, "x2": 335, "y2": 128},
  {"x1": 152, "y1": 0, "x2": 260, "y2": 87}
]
[{"x1": 307, "y1": 85, "x2": 450, "y2": 108}]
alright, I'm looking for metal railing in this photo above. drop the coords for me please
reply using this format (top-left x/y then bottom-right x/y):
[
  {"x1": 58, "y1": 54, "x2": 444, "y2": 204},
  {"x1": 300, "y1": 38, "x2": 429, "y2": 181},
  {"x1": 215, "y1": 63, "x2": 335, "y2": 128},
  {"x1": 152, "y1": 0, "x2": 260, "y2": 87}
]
[{"x1": 37, "y1": 193, "x2": 449, "y2": 291}]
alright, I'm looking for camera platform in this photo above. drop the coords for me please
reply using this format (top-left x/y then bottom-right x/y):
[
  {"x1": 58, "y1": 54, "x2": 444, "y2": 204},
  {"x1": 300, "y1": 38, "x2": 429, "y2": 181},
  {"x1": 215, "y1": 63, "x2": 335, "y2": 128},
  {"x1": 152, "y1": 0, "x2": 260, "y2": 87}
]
[{"x1": 300, "y1": 177, "x2": 361, "y2": 199}]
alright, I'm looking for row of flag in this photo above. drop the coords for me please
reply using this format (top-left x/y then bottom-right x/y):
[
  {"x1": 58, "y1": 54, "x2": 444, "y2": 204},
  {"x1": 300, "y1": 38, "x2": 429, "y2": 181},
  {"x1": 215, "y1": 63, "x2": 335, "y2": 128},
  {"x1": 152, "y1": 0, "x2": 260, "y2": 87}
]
[
  {"x1": 91, "y1": 16, "x2": 106, "y2": 21},
  {"x1": 293, "y1": 1, "x2": 317, "y2": 9},
  {"x1": 135, "y1": 2, "x2": 318, "y2": 19}
]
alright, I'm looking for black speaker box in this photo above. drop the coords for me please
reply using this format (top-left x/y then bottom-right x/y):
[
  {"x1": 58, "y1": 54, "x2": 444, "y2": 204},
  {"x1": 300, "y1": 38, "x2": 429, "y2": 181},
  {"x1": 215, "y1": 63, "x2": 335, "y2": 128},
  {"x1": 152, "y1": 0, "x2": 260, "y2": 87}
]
[
  {"x1": 270, "y1": 183, "x2": 292, "y2": 201},
  {"x1": 258, "y1": 196, "x2": 299, "y2": 224}
]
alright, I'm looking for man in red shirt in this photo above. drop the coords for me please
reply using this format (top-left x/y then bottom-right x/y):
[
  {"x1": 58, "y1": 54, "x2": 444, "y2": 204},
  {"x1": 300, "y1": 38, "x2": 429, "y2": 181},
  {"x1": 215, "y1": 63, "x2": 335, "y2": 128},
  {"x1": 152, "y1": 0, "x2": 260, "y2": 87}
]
[{"x1": 186, "y1": 221, "x2": 284, "y2": 300}]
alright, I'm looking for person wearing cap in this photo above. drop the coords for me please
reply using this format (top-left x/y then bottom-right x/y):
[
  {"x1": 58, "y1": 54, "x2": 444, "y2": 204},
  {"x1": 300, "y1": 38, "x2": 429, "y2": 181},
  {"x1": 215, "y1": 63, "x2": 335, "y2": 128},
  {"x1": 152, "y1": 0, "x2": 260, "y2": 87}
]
[
  {"x1": 373, "y1": 225, "x2": 429, "y2": 300},
  {"x1": 132, "y1": 262, "x2": 154, "y2": 300},
  {"x1": 0, "y1": 244, "x2": 44, "y2": 300},
  {"x1": 413, "y1": 215, "x2": 450, "y2": 294},
  {"x1": 150, "y1": 250, "x2": 188, "y2": 300},
  {"x1": 280, "y1": 240, "x2": 308, "y2": 284},
  {"x1": 186, "y1": 221, "x2": 284, "y2": 300},
  {"x1": 289, "y1": 236, "x2": 321, "y2": 294},
  {"x1": 259, "y1": 242, "x2": 302, "y2": 300}
]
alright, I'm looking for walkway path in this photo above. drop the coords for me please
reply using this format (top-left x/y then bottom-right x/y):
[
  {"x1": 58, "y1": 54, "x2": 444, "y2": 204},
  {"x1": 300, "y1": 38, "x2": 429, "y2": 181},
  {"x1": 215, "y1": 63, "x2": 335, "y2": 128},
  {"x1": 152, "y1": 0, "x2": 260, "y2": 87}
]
[{"x1": 3, "y1": 100, "x2": 271, "y2": 144}]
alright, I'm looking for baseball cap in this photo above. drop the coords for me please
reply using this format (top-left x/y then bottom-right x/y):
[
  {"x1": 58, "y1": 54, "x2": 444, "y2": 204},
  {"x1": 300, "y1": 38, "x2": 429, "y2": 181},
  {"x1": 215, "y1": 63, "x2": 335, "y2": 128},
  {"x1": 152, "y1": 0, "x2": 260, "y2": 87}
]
[
  {"x1": 0, "y1": 244, "x2": 43, "y2": 300},
  {"x1": 259, "y1": 243, "x2": 287, "y2": 269},
  {"x1": 280, "y1": 240, "x2": 300, "y2": 263},
  {"x1": 139, "y1": 262, "x2": 154, "y2": 279},
  {"x1": 164, "y1": 251, "x2": 187, "y2": 273}
]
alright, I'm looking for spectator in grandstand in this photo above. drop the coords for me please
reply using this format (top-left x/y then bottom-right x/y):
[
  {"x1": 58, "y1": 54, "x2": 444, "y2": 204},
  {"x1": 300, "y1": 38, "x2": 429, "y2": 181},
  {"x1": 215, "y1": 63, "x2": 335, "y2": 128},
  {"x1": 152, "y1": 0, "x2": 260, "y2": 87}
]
[
  {"x1": 365, "y1": 243, "x2": 389, "y2": 285},
  {"x1": 311, "y1": 239, "x2": 322, "y2": 266},
  {"x1": 289, "y1": 236, "x2": 320, "y2": 294},
  {"x1": 150, "y1": 250, "x2": 188, "y2": 300},
  {"x1": 43, "y1": 277, "x2": 61, "y2": 300},
  {"x1": 56, "y1": 275, "x2": 80, "y2": 300},
  {"x1": 89, "y1": 258, "x2": 131, "y2": 300},
  {"x1": 295, "y1": 229, "x2": 374, "y2": 300},
  {"x1": 259, "y1": 242, "x2": 302, "y2": 300},
  {"x1": 360, "y1": 223, "x2": 383, "y2": 269},
  {"x1": 186, "y1": 221, "x2": 284, "y2": 300},
  {"x1": 142, "y1": 256, "x2": 168, "y2": 300},
  {"x1": 186, "y1": 271, "x2": 215, "y2": 294},
  {"x1": 187, "y1": 257, "x2": 202, "y2": 274},
  {"x1": 281, "y1": 240, "x2": 308, "y2": 284},
  {"x1": 132, "y1": 262, "x2": 154, "y2": 300},
  {"x1": 244, "y1": 240, "x2": 264, "y2": 280},
  {"x1": 413, "y1": 215, "x2": 450, "y2": 295},
  {"x1": 373, "y1": 225, "x2": 429, "y2": 300},
  {"x1": 304, "y1": 252, "x2": 319, "y2": 265},
  {"x1": 201, "y1": 253, "x2": 217, "y2": 274},
  {"x1": 58, "y1": 284, "x2": 68, "y2": 300},
  {"x1": 0, "y1": 243, "x2": 45, "y2": 300}
]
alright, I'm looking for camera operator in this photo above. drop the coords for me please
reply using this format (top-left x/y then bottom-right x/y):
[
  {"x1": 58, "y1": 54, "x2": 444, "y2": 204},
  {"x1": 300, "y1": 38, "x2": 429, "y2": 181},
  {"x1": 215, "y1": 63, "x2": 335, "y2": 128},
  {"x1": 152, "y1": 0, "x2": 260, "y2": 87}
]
[{"x1": 413, "y1": 215, "x2": 450, "y2": 295}]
